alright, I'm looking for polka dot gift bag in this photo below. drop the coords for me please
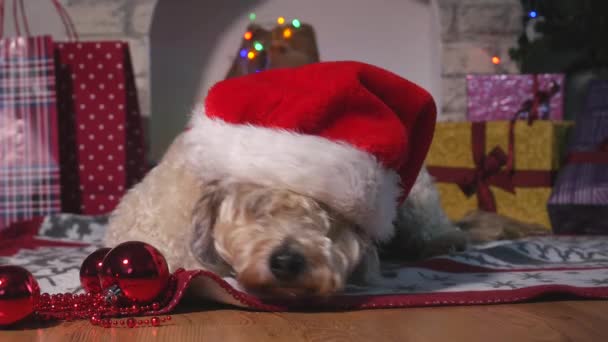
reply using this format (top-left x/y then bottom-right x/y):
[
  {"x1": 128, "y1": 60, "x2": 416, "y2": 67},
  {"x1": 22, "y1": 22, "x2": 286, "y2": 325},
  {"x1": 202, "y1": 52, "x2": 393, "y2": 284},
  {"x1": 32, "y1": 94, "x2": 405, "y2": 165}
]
[
  {"x1": 48, "y1": 2, "x2": 148, "y2": 215},
  {"x1": 0, "y1": 3, "x2": 61, "y2": 230}
]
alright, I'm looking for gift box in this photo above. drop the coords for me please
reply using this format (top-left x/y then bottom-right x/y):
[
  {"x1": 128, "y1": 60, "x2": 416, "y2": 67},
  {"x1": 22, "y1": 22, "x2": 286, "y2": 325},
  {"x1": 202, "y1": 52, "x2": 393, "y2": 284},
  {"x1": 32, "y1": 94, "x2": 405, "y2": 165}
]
[
  {"x1": 466, "y1": 74, "x2": 565, "y2": 122},
  {"x1": 547, "y1": 80, "x2": 608, "y2": 234},
  {"x1": 426, "y1": 120, "x2": 573, "y2": 228}
]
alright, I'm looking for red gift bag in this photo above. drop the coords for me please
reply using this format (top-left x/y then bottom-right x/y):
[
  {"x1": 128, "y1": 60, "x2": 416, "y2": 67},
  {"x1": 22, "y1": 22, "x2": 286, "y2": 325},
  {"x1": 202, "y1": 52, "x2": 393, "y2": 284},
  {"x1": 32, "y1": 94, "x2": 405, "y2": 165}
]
[
  {"x1": 29, "y1": 0, "x2": 148, "y2": 215},
  {"x1": 0, "y1": 3, "x2": 61, "y2": 229},
  {"x1": 55, "y1": 40, "x2": 147, "y2": 215}
]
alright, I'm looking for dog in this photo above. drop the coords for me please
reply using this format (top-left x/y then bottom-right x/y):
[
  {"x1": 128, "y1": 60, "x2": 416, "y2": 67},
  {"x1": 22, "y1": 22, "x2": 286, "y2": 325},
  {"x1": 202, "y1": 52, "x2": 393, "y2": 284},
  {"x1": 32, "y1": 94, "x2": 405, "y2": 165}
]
[
  {"x1": 104, "y1": 131, "x2": 467, "y2": 299},
  {"x1": 105, "y1": 61, "x2": 469, "y2": 299}
]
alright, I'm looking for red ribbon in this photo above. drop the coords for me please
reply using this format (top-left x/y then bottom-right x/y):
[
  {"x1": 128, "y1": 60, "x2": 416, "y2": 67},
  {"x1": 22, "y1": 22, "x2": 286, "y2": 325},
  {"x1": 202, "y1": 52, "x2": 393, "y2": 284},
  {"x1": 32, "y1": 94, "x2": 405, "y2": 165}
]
[
  {"x1": 513, "y1": 75, "x2": 561, "y2": 125},
  {"x1": 428, "y1": 123, "x2": 514, "y2": 212},
  {"x1": 564, "y1": 137, "x2": 608, "y2": 165},
  {"x1": 463, "y1": 123, "x2": 515, "y2": 211},
  {"x1": 427, "y1": 122, "x2": 555, "y2": 212},
  {"x1": 528, "y1": 76, "x2": 541, "y2": 124}
]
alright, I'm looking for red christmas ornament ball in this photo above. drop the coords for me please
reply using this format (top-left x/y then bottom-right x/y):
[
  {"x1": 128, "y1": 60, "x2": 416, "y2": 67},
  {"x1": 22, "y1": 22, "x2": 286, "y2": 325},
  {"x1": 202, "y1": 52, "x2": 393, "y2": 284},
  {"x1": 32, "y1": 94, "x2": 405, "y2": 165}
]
[
  {"x1": 99, "y1": 241, "x2": 170, "y2": 304},
  {"x1": 0, "y1": 265, "x2": 40, "y2": 326},
  {"x1": 80, "y1": 247, "x2": 111, "y2": 293}
]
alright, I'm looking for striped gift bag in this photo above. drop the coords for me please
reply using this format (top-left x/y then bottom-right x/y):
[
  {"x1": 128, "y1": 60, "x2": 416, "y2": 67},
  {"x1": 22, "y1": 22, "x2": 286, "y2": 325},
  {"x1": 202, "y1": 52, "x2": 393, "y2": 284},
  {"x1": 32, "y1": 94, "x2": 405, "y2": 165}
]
[
  {"x1": 7, "y1": 0, "x2": 148, "y2": 216},
  {"x1": 0, "y1": 35, "x2": 61, "y2": 230}
]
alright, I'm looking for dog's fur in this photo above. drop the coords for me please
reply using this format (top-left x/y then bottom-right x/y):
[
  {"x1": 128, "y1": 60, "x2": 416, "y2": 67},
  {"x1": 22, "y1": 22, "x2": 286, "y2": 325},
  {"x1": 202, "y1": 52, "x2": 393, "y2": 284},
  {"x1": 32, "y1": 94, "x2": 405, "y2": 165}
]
[{"x1": 104, "y1": 132, "x2": 466, "y2": 298}]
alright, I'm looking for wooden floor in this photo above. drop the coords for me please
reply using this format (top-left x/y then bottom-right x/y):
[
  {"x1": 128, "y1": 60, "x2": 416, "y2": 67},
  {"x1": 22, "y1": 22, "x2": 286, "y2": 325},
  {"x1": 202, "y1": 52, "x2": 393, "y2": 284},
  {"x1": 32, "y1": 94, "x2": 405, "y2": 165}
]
[{"x1": 3, "y1": 300, "x2": 608, "y2": 342}]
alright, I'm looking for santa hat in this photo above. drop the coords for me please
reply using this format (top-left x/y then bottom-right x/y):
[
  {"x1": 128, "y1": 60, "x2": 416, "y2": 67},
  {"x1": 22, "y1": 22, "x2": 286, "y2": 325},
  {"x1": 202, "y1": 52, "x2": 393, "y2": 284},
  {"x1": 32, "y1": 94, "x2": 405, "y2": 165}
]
[{"x1": 183, "y1": 61, "x2": 436, "y2": 242}]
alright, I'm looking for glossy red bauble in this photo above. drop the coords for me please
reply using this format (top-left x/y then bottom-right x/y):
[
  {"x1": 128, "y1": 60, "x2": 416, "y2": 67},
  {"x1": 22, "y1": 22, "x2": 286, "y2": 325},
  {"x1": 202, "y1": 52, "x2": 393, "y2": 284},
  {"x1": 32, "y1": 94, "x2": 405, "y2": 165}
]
[
  {"x1": 99, "y1": 241, "x2": 170, "y2": 304},
  {"x1": 0, "y1": 265, "x2": 40, "y2": 326},
  {"x1": 80, "y1": 247, "x2": 112, "y2": 293}
]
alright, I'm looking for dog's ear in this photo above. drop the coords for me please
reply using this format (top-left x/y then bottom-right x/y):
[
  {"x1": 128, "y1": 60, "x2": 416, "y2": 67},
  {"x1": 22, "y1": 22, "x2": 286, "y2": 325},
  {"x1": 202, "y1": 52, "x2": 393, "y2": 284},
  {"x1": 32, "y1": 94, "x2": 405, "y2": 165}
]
[{"x1": 190, "y1": 181, "x2": 232, "y2": 275}]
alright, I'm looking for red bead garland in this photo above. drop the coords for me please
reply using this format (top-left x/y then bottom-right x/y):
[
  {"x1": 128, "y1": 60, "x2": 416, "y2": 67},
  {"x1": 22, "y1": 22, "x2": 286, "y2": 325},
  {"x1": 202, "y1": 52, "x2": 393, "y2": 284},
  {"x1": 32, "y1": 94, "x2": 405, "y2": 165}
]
[
  {"x1": 35, "y1": 270, "x2": 182, "y2": 328},
  {"x1": 126, "y1": 317, "x2": 136, "y2": 328},
  {"x1": 33, "y1": 272, "x2": 178, "y2": 328},
  {"x1": 0, "y1": 241, "x2": 181, "y2": 328}
]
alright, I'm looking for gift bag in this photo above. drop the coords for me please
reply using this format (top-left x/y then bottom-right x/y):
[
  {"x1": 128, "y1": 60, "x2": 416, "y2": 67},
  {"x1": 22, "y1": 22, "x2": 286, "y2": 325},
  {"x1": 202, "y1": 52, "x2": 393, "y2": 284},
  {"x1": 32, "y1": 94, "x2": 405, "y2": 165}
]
[
  {"x1": 55, "y1": 40, "x2": 147, "y2": 215},
  {"x1": 0, "y1": 4, "x2": 61, "y2": 229},
  {"x1": 27, "y1": 1, "x2": 148, "y2": 215}
]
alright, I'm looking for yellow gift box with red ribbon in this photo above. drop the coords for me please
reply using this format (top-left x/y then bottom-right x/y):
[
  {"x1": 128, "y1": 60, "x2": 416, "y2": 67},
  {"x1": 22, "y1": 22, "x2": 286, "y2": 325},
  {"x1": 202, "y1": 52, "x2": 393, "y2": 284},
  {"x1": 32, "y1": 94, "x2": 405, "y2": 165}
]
[{"x1": 426, "y1": 120, "x2": 573, "y2": 228}]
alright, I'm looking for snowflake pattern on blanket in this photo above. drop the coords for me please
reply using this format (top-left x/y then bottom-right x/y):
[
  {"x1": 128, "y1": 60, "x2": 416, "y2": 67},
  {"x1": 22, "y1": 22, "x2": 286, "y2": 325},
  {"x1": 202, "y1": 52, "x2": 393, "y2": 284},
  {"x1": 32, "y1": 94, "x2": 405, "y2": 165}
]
[{"x1": 1, "y1": 214, "x2": 608, "y2": 309}]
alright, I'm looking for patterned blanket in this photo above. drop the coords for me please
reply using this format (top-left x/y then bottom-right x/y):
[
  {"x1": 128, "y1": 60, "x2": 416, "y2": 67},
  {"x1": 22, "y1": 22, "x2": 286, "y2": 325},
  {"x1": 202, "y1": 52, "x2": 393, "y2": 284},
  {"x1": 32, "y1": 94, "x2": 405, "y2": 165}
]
[{"x1": 1, "y1": 214, "x2": 607, "y2": 311}]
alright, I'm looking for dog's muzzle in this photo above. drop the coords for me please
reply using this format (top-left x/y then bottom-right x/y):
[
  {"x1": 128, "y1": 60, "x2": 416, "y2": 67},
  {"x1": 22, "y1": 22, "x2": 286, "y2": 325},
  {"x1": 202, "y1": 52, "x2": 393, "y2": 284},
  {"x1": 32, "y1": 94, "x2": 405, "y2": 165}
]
[{"x1": 269, "y1": 244, "x2": 307, "y2": 281}]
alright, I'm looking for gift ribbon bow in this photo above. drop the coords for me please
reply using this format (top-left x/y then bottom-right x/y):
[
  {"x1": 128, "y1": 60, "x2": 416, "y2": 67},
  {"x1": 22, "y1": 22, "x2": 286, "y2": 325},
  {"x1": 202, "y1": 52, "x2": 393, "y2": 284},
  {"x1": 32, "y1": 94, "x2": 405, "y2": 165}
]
[
  {"x1": 513, "y1": 75, "x2": 561, "y2": 125},
  {"x1": 427, "y1": 122, "x2": 555, "y2": 213},
  {"x1": 457, "y1": 123, "x2": 515, "y2": 212},
  {"x1": 428, "y1": 122, "x2": 515, "y2": 212}
]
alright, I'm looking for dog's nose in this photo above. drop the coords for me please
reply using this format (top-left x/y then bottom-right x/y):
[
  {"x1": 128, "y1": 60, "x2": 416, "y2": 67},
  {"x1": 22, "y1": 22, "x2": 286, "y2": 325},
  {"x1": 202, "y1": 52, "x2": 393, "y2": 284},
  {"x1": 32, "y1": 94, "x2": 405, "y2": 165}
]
[{"x1": 269, "y1": 248, "x2": 307, "y2": 281}]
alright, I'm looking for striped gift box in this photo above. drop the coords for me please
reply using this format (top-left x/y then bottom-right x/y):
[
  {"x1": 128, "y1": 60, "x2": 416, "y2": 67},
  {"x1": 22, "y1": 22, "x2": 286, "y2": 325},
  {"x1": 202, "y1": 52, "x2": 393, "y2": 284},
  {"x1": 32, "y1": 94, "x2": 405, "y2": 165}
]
[
  {"x1": 548, "y1": 80, "x2": 608, "y2": 234},
  {"x1": 0, "y1": 36, "x2": 61, "y2": 230}
]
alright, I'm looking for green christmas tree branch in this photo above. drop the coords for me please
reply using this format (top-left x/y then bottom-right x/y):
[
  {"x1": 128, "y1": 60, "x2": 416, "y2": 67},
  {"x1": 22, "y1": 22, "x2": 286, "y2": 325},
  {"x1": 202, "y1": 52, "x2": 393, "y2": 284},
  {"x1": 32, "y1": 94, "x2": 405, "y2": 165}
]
[{"x1": 509, "y1": 0, "x2": 608, "y2": 74}]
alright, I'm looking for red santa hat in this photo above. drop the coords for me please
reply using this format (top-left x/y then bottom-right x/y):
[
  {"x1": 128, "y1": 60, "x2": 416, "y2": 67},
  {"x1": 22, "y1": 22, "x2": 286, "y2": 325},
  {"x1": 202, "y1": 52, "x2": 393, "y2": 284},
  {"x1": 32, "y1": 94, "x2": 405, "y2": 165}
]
[{"x1": 183, "y1": 61, "x2": 436, "y2": 242}]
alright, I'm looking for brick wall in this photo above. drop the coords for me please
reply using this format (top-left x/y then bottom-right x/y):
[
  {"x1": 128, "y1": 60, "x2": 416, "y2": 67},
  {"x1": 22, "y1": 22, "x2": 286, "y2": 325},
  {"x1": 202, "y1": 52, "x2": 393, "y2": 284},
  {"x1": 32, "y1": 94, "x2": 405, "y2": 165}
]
[
  {"x1": 59, "y1": 0, "x2": 523, "y2": 123},
  {"x1": 437, "y1": 0, "x2": 523, "y2": 121},
  {"x1": 61, "y1": 0, "x2": 155, "y2": 119}
]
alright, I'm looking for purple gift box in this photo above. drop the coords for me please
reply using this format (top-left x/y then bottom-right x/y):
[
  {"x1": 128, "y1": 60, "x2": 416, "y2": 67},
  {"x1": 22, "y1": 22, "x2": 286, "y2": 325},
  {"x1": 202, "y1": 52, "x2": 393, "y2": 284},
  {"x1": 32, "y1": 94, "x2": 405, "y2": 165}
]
[
  {"x1": 466, "y1": 74, "x2": 565, "y2": 122},
  {"x1": 548, "y1": 80, "x2": 608, "y2": 234}
]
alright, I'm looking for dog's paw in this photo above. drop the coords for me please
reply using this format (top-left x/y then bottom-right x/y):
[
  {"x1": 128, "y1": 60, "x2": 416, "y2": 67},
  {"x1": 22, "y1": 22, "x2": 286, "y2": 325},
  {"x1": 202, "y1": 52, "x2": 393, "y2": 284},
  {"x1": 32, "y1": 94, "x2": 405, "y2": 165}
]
[
  {"x1": 420, "y1": 229, "x2": 468, "y2": 258},
  {"x1": 455, "y1": 210, "x2": 548, "y2": 244}
]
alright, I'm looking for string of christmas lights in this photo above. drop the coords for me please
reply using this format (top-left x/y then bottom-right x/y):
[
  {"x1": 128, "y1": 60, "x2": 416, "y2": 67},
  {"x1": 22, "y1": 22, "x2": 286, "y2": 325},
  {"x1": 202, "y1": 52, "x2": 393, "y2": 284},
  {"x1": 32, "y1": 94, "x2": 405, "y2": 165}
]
[
  {"x1": 239, "y1": 14, "x2": 303, "y2": 62},
  {"x1": 490, "y1": 5, "x2": 540, "y2": 67}
]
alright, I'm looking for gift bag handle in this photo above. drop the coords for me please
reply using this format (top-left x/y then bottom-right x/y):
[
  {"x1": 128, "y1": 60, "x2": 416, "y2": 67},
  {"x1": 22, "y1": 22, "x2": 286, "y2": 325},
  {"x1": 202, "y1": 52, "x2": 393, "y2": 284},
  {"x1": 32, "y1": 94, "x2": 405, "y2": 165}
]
[
  {"x1": 50, "y1": 0, "x2": 79, "y2": 41},
  {"x1": 0, "y1": 0, "x2": 5, "y2": 36},
  {"x1": 0, "y1": 0, "x2": 79, "y2": 40},
  {"x1": 0, "y1": 0, "x2": 28, "y2": 36},
  {"x1": 14, "y1": 0, "x2": 30, "y2": 37}
]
